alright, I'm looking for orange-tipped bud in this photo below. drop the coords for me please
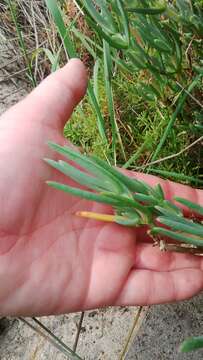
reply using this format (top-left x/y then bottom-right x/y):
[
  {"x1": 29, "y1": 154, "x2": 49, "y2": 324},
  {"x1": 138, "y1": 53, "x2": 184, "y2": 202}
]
[{"x1": 75, "y1": 211, "x2": 116, "y2": 223}]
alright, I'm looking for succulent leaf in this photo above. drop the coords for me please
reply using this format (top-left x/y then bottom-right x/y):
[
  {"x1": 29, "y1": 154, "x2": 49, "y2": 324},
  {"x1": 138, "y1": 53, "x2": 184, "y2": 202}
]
[{"x1": 180, "y1": 336, "x2": 203, "y2": 353}]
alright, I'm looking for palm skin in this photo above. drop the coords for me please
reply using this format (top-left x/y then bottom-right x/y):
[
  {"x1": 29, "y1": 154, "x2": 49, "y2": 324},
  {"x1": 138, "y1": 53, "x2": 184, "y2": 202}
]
[{"x1": 0, "y1": 59, "x2": 202, "y2": 317}]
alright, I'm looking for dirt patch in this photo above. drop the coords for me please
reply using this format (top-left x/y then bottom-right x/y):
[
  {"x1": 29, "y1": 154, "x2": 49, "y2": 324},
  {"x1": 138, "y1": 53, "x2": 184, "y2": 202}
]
[{"x1": 0, "y1": 38, "x2": 28, "y2": 114}]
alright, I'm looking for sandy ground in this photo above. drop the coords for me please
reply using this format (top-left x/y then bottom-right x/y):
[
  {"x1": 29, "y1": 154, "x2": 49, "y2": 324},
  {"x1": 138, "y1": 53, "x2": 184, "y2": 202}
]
[
  {"x1": 0, "y1": 308, "x2": 140, "y2": 359},
  {"x1": 127, "y1": 295, "x2": 203, "y2": 360}
]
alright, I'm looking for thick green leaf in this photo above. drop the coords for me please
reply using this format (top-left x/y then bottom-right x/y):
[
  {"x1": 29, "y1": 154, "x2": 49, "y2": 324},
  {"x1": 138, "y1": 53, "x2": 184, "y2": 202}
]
[
  {"x1": 115, "y1": 211, "x2": 141, "y2": 226},
  {"x1": 158, "y1": 216, "x2": 203, "y2": 238},
  {"x1": 154, "y1": 38, "x2": 172, "y2": 53},
  {"x1": 133, "y1": 193, "x2": 158, "y2": 206},
  {"x1": 81, "y1": 0, "x2": 130, "y2": 49},
  {"x1": 162, "y1": 200, "x2": 183, "y2": 215},
  {"x1": 151, "y1": 227, "x2": 203, "y2": 247},
  {"x1": 153, "y1": 184, "x2": 165, "y2": 200},
  {"x1": 127, "y1": 52, "x2": 147, "y2": 70},
  {"x1": 47, "y1": 181, "x2": 127, "y2": 207},
  {"x1": 48, "y1": 141, "x2": 154, "y2": 197},
  {"x1": 45, "y1": 158, "x2": 113, "y2": 192},
  {"x1": 116, "y1": 0, "x2": 130, "y2": 46},
  {"x1": 81, "y1": 0, "x2": 114, "y2": 32},
  {"x1": 180, "y1": 336, "x2": 203, "y2": 352},
  {"x1": 95, "y1": 0, "x2": 116, "y2": 27},
  {"x1": 48, "y1": 142, "x2": 126, "y2": 193},
  {"x1": 90, "y1": 155, "x2": 153, "y2": 195},
  {"x1": 175, "y1": 198, "x2": 203, "y2": 216},
  {"x1": 155, "y1": 209, "x2": 200, "y2": 228},
  {"x1": 93, "y1": 59, "x2": 100, "y2": 102},
  {"x1": 101, "y1": 192, "x2": 152, "y2": 219}
]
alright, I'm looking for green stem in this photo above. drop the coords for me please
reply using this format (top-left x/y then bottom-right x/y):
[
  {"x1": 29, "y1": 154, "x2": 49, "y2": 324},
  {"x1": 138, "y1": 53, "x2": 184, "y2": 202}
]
[
  {"x1": 8, "y1": 0, "x2": 36, "y2": 87},
  {"x1": 148, "y1": 168, "x2": 203, "y2": 186},
  {"x1": 122, "y1": 139, "x2": 149, "y2": 169}
]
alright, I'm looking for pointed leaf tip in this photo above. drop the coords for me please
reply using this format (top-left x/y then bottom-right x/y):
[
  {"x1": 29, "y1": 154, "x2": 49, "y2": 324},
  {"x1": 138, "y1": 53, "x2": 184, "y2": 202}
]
[{"x1": 180, "y1": 336, "x2": 203, "y2": 353}]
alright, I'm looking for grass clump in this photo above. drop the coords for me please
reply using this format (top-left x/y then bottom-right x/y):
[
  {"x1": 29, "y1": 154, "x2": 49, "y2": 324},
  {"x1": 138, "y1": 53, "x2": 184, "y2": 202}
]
[
  {"x1": 64, "y1": 106, "x2": 110, "y2": 160},
  {"x1": 63, "y1": 0, "x2": 202, "y2": 185},
  {"x1": 3, "y1": 1, "x2": 202, "y2": 188}
]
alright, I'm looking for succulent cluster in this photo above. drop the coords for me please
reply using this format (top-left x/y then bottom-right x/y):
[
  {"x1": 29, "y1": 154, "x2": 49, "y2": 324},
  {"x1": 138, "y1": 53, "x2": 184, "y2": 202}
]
[{"x1": 46, "y1": 142, "x2": 203, "y2": 254}]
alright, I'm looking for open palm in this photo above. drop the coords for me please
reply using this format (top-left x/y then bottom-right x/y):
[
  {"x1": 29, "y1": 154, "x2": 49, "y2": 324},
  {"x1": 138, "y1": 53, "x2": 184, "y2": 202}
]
[{"x1": 0, "y1": 59, "x2": 202, "y2": 317}]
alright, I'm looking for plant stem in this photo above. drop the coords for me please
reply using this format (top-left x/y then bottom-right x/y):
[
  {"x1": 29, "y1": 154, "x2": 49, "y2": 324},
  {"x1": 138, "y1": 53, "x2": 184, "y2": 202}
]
[
  {"x1": 19, "y1": 317, "x2": 82, "y2": 360},
  {"x1": 149, "y1": 74, "x2": 201, "y2": 165},
  {"x1": 7, "y1": 0, "x2": 36, "y2": 87}
]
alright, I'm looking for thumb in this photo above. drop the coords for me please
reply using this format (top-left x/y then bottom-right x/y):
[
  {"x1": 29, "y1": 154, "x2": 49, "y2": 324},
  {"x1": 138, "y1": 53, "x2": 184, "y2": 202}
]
[{"x1": 3, "y1": 59, "x2": 88, "y2": 130}]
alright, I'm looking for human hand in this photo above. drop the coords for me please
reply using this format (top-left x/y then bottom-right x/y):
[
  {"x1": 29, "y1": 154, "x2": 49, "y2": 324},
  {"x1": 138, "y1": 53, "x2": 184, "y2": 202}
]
[{"x1": 0, "y1": 59, "x2": 202, "y2": 317}]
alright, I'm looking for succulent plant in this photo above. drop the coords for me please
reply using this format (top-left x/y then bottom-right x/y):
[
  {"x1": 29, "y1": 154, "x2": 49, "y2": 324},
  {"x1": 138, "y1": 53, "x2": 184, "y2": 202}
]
[{"x1": 45, "y1": 142, "x2": 203, "y2": 254}]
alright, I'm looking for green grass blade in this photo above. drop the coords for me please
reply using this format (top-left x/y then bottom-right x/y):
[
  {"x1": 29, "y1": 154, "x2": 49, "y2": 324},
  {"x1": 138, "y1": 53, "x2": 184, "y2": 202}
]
[
  {"x1": 46, "y1": 0, "x2": 107, "y2": 142},
  {"x1": 31, "y1": 48, "x2": 60, "y2": 73},
  {"x1": 103, "y1": 39, "x2": 116, "y2": 160},
  {"x1": 87, "y1": 83, "x2": 107, "y2": 142},
  {"x1": 72, "y1": 25, "x2": 132, "y2": 72},
  {"x1": 19, "y1": 317, "x2": 82, "y2": 360},
  {"x1": 122, "y1": 139, "x2": 150, "y2": 169},
  {"x1": 45, "y1": 0, "x2": 76, "y2": 58},
  {"x1": 150, "y1": 74, "x2": 201, "y2": 163},
  {"x1": 103, "y1": 40, "x2": 126, "y2": 163},
  {"x1": 71, "y1": 26, "x2": 97, "y2": 60},
  {"x1": 180, "y1": 336, "x2": 203, "y2": 353},
  {"x1": 174, "y1": 198, "x2": 203, "y2": 216},
  {"x1": 154, "y1": 38, "x2": 172, "y2": 53},
  {"x1": 91, "y1": 59, "x2": 108, "y2": 142},
  {"x1": 8, "y1": 0, "x2": 36, "y2": 87},
  {"x1": 148, "y1": 169, "x2": 203, "y2": 186}
]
